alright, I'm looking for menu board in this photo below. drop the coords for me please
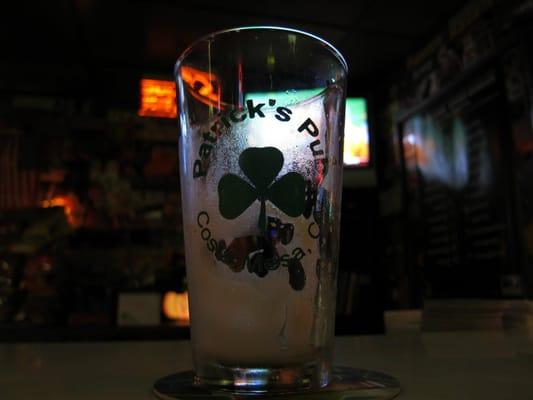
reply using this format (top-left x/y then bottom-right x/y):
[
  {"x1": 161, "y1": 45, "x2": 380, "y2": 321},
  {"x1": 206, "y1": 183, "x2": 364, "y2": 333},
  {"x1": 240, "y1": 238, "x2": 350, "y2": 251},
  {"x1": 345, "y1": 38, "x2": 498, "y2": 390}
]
[{"x1": 401, "y1": 69, "x2": 518, "y2": 297}]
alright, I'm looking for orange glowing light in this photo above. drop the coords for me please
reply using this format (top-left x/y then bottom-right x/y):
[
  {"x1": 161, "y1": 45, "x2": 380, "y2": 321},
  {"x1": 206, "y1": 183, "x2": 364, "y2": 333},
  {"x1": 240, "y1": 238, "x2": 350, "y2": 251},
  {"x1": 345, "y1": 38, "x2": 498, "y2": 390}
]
[
  {"x1": 138, "y1": 79, "x2": 177, "y2": 118},
  {"x1": 162, "y1": 291, "x2": 190, "y2": 322},
  {"x1": 403, "y1": 133, "x2": 429, "y2": 167},
  {"x1": 180, "y1": 66, "x2": 223, "y2": 109},
  {"x1": 41, "y1": 194, "x2": 83, "y2": 227}
]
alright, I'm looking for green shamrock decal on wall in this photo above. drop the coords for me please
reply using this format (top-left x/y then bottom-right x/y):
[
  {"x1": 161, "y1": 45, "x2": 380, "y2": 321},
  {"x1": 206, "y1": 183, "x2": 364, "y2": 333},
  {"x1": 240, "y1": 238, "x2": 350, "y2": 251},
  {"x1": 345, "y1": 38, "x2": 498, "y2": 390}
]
[{"x1": 218, "y1": 147, "x2": 306, "y2": 232}]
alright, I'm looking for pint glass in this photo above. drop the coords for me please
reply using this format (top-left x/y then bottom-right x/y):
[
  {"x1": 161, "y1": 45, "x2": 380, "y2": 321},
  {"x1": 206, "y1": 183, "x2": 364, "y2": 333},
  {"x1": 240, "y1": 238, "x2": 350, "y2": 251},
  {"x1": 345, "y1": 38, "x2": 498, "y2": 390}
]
[{"x1": 174, "y1": 26, "x2": 347, "y2": 392}]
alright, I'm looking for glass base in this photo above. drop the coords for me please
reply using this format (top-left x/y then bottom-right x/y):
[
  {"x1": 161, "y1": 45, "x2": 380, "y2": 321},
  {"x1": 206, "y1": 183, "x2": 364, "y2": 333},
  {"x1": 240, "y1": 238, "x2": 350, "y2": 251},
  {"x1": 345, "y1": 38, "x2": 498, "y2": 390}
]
[
  {"x1": 193, "y1": 360, "x2": 330, "y2": 393},
  {"x1": 152, "y1": 366, "x2": 401, "y2": 399}
]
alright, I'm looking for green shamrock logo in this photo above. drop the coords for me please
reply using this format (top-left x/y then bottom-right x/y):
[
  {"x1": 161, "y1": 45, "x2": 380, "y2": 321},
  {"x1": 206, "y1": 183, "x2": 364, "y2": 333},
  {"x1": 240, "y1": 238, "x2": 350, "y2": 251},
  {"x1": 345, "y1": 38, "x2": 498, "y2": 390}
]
[{"x1": 218, "y1": 147, "x2": 306, "y2": 232}]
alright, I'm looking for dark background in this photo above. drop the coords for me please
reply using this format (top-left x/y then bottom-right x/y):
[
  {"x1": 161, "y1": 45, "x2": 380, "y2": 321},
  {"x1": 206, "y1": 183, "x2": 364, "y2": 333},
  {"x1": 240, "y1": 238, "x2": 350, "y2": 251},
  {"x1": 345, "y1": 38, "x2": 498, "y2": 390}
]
[{"x1": 1, "y1": 0, "x2": 533, "y2": 341}]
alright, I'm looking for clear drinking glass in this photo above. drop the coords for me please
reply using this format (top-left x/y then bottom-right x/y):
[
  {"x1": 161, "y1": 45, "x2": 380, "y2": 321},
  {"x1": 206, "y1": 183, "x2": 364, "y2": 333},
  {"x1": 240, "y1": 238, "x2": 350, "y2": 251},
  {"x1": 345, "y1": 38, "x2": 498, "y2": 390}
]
[{"x1": 174, "y1": 26, "x2": 347, "y2": 393}]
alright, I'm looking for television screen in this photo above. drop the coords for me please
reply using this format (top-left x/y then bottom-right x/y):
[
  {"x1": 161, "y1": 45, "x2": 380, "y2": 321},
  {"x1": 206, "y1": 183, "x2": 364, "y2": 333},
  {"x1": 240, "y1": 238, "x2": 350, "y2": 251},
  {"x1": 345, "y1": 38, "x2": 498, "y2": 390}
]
[
  {"x1": 344, "y1": 98, "x2": 370, "y2": 167},
  {"x1": 243, "y1": 92, "x2": 370, "y2": 167}
]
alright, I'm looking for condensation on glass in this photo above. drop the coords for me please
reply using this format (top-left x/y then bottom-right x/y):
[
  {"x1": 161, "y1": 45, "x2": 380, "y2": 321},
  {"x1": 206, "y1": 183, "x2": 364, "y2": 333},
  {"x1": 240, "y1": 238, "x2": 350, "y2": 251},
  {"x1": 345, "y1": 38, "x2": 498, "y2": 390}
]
[{"x1": 174, "y1": 26, "x2": 347, "y2": 393}]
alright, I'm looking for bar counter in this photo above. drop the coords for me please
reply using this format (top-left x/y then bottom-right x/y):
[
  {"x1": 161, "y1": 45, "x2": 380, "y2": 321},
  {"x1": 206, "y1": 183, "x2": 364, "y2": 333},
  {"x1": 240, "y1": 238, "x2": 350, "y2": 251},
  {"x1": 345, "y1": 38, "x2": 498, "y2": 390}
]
[{"x1": 1, "y1": 330, "x2": 532, "y2": 399}]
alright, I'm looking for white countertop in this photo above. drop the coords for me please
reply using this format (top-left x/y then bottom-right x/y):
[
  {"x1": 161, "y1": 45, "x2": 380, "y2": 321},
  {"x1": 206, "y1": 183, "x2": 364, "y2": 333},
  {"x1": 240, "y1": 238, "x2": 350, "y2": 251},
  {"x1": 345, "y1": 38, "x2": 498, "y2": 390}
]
[{"x1": 1, "y1": 331, "x2": 533, "y2": 399}]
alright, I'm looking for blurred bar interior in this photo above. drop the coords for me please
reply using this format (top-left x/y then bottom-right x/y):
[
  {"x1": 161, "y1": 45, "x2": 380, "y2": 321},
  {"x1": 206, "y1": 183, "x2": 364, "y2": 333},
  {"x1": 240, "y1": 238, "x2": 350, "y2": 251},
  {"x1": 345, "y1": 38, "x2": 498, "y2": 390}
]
[{"x1": 1, "y1": 0, "x2": 533, "y2": 341}]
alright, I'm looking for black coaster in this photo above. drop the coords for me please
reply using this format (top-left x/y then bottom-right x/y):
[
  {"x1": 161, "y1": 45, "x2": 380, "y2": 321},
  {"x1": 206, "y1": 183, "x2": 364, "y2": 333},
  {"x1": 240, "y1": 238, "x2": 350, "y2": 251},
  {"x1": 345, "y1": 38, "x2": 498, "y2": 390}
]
[{"x1": 153, "y1": 366, "x2": 400, "y2": 399}]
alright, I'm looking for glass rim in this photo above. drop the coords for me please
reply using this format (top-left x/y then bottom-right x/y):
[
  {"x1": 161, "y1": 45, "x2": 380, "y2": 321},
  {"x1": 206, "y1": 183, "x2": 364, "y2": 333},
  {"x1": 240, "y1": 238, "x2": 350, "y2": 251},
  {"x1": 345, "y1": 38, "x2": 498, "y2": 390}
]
[{"x1": 174, "y1": 26, "x2": 348, "y2": 76}]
